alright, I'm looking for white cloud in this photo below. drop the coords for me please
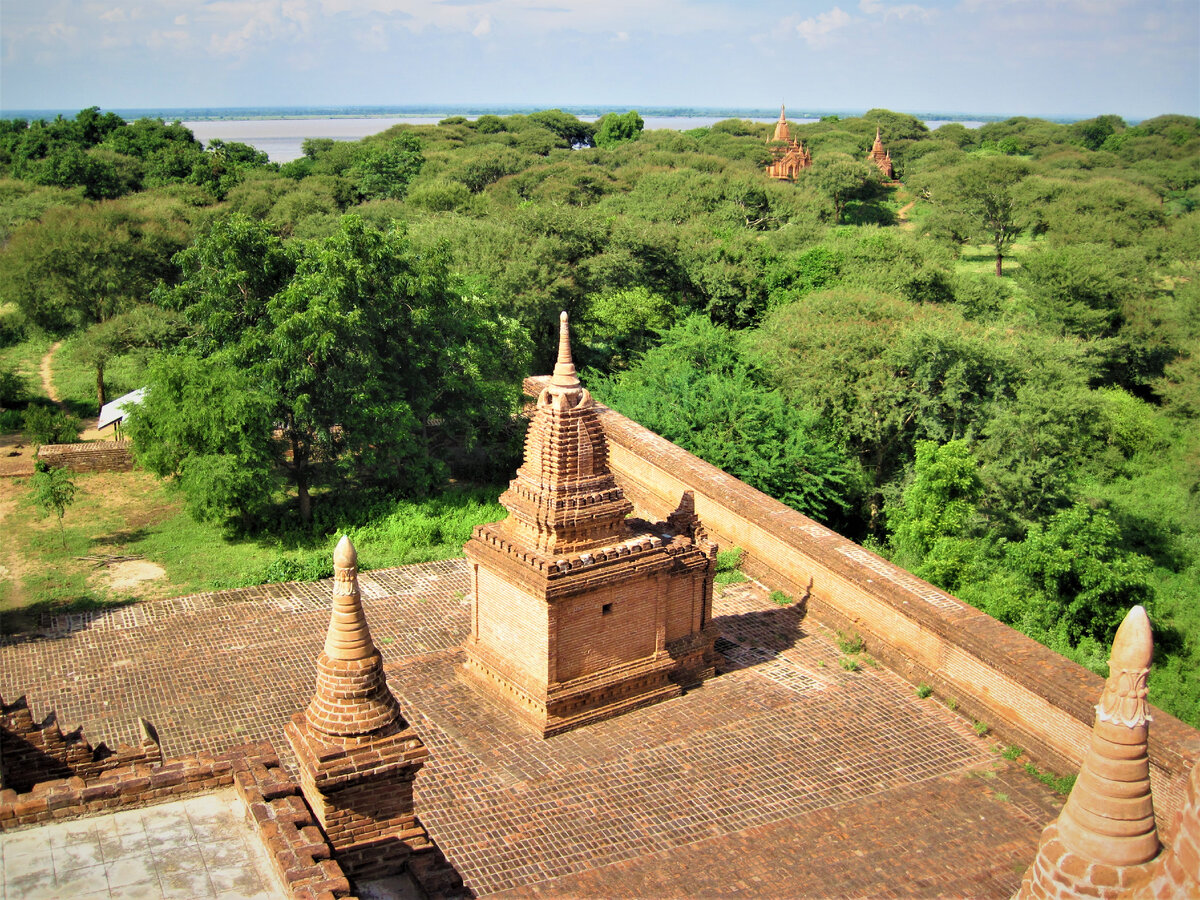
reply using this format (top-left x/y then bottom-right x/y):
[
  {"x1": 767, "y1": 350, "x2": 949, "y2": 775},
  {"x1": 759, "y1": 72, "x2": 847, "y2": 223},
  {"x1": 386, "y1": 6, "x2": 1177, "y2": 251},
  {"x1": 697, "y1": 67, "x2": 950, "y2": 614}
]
[
  {"x1": 472, "y1": 15, "x2": 492, "y2": 35},
  {"x1": 794, "y1": 7, "x2": 853, "y2": 46},
  {"x1": 355, "y1": 22, "x2": 390, "y2": 50},
  {"x1": 859, "y1": 0, "x2": 934, "y2": 21},
  {"x1": 99, "y1": 8, "x2": 127, "y2": 23}
]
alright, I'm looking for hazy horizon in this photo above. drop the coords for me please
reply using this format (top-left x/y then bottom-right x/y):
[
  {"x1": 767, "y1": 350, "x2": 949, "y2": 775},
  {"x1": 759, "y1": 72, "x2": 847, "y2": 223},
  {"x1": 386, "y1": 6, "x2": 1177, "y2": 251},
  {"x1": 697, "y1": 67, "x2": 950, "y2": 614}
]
[{"x1": 2, "y1": 2, "x2": 1196, "y2": 122}]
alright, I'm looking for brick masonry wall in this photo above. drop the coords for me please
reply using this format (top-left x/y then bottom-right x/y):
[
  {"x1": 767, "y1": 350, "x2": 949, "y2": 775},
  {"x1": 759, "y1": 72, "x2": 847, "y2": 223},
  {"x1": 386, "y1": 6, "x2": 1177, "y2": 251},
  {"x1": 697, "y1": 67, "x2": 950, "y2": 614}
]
[
  {"x1": 0, "y1": 745, "x2": 242, "y2": 831},
  {"x1": 555, "y1": 578, "x2": 659, "y2": 682},
  {"x1": 473, "y1": 567, "x2": 548, "y2": 688},
  {"x1": 36, "y1": 441, "x2": 134, "y2": 473},
  {"x1": 1, "y1": 694, "x2": 161, "y2": 794},
  {"x1": 521, "y1": 377, "x2": 1200, "y2": 840},
  {"x1": 232, "y1": 745, "x2": 357, "y2": 900}
]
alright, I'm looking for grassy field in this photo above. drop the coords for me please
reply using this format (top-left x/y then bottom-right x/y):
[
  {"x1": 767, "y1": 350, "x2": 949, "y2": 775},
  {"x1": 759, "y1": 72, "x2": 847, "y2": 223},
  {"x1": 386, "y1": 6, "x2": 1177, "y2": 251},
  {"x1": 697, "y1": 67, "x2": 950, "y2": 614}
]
[{"x1": 0, "y1": 468, "x2": 503, "y2": 632}]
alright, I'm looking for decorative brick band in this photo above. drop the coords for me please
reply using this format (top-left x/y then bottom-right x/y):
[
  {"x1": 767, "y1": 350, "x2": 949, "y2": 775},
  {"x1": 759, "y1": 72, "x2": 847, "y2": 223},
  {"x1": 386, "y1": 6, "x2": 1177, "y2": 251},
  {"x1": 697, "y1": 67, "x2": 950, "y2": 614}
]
[
  {"x1": 36, "y1": 441, "x2": 134, "y2": 473},
  {"x1": 523, "y1": 376, "x2": 1200, "y2": 840}
]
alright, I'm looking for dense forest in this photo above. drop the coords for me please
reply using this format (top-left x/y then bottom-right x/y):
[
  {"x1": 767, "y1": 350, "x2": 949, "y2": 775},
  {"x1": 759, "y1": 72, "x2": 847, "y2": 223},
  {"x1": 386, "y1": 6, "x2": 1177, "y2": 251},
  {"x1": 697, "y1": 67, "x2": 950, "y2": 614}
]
[{"x1": 0, "y1": 105, "x2": 1197, "y2": 725}]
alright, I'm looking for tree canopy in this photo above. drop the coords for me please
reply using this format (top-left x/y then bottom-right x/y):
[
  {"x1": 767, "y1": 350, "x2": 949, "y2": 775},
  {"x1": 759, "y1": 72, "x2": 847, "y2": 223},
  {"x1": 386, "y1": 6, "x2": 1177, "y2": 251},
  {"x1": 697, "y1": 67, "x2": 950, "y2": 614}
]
[{"x1": 128, "y1": 214, "x2": 530, "y2": 526}]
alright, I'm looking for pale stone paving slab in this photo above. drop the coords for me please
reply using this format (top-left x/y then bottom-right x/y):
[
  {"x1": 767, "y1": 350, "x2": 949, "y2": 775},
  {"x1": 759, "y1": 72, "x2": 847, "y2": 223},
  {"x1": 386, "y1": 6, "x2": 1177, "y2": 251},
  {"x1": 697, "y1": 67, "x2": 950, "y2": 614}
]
[{"x1": 0, "y1": 789, "x2": 284, "y2": 900}]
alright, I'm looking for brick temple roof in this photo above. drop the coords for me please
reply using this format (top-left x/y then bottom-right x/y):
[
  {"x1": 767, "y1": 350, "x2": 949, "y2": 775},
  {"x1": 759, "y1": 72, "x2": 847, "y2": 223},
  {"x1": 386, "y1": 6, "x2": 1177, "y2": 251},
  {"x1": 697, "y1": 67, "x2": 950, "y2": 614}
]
[{"x1": 0, "y1": 558, "x2": 1065, "y2": 897}]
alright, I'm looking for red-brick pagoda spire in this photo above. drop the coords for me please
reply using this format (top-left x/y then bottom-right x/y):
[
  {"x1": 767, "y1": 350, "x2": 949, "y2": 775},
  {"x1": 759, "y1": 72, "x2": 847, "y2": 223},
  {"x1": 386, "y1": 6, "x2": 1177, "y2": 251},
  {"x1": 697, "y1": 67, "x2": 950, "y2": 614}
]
[
  {"x1": 773, "y1": 103, "x2": 791, "y2": 142},
  {"x1": 498, "y1": 311, "x2": 633, "y2": 555},
  {"x1": 464, "y1": 313, "x2": 719, "y2": 737},
  {"x1": 1016, "y1": 605, "x2": 1161, "y2": 898},
  {"x1": 867, "y1": 126, "x2": 895, "y2": 179},
  {"x1": 301, "y1": 536, "x2": 403, "y2": 737},
  {"x1": 286, "y1": 537, "x2": 459, "y2": 890},
  {"x1": 766, "y1": 103, "x2": 812, "y2": 181}
]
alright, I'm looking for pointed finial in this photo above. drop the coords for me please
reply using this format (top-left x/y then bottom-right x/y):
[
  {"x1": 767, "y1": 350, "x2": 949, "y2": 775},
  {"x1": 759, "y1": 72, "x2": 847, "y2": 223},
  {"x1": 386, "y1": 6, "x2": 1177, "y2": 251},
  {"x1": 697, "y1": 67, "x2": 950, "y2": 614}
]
[
  {"x1": 1097, "y1": 605, "x2": 1153, "y2": 728},
  {"x1": 550, "y1": 311, "x2": 581, "y2": 390},
  {"x1": 1054, "y1": 605, "x2": 1158, "y2": 866},
  {"x1": 780, "y1": 103, "x2": 786, "y2": 122},
  {"x1": 322, "y1": 535, "x2": 375, "y2": 661},
  {"x1": 334, "y1": 533, "x2": 356, "y2": 569}
]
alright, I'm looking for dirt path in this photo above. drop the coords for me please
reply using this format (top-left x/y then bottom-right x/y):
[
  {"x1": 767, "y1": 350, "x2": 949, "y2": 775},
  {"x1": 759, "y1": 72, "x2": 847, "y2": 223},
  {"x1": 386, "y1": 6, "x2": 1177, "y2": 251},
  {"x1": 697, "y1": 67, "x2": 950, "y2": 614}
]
[
  {"x1": 37, "y1": 341, "x2": 102, "y2": 440},
  {"x1": 40, "y1": 340, "x2": 64, "y2": 405},
  {"x1": 897, "y1": 199, "x2": 917, "y2": 229}
]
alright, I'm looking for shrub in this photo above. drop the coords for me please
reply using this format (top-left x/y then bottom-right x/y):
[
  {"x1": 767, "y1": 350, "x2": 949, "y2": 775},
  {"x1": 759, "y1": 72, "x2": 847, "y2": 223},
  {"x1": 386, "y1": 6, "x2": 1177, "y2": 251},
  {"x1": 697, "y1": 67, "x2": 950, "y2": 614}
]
[
  {"x1": 22, "y1": 404, "x2": 80, "y2": 446},
  {"x1": 916, "y1": 683, "x2": 933, "y2": 699},
  {"x1": 0, "y1": 365, "x2": 24, "y2": 408},
  {"x1": 714, "y1": 546, "x2": 749, "y2": 585},
  {"x1": 836, "y1": 631, "x2": 865, "y2": 655},
  {"x1": 838, "y1": 656, "x2": 860, "y2": 672}
]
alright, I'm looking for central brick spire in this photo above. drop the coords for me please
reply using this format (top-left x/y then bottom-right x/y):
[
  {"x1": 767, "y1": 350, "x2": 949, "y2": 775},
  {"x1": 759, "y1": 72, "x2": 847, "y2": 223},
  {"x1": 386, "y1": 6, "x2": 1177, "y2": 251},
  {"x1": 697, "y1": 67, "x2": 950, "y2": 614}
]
[
  {"x1": 498, "y1": 311, "x2": 633, "y2": 555},
  {"x1": 773, "y1": 104, "x2": 790, "y2": 142}
]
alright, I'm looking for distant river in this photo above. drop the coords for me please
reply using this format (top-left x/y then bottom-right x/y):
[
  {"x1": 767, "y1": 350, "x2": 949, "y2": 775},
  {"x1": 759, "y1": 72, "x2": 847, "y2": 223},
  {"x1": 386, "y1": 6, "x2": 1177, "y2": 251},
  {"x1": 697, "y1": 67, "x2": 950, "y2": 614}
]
[{"x1": 184, "y1": 115, "x2": 985, "y2": 163}]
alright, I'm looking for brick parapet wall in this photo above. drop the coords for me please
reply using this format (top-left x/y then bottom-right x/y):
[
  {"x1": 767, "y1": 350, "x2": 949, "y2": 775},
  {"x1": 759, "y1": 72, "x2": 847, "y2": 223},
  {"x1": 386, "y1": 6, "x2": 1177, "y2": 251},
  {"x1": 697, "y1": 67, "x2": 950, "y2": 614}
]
[
  {"x1": 36, "y1": 441, "x2": 133, "y2": 473},
  {"x1": 231, "y1": 745, "x2": 357, "y2": 900},
  {"x1": 0, "y1": 745, "x2": 240, "y2": 831},
  {"x1": 524, "y1": 377, "x2": 1200, "y2": 839},
  {"x1": 1, "y1": 694, "x2": 161, "y2": 794}
]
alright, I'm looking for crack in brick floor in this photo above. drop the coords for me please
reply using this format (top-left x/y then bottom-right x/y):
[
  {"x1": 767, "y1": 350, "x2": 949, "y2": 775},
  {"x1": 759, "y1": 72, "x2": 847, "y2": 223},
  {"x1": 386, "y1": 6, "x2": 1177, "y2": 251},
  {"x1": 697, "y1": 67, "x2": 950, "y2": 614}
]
[{"x1": 0, "y1": 560, "x2": 1064, "y2": 898}]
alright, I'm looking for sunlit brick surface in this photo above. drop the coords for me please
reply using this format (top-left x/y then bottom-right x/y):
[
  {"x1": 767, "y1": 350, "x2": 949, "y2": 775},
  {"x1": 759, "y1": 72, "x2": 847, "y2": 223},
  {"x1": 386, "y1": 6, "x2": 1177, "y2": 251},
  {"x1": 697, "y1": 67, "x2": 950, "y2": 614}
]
[{"x1": 1, "y1": 559, "x2": 1065, "y2": 897}]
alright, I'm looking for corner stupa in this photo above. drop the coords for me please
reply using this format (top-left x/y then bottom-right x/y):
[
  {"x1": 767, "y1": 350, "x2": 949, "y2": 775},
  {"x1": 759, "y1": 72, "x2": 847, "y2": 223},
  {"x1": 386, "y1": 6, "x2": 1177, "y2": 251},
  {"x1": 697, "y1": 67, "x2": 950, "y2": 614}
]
[
  {"x1": 1015, "y1": 605, "x2": 1162, "y2": 898},
  {"x1": 285, "y1": 536, "x2": 459, "y2": 891}
]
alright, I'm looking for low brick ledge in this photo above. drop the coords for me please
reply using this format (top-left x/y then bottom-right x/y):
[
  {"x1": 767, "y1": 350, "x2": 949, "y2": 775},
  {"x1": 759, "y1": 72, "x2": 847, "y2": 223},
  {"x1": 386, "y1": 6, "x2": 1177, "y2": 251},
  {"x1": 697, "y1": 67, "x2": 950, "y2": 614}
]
[
  {"x1": 0, "y1": 745, "x2": 240, "y2": 831},
  {"x1": 232, "y1": 743, "x2": 358, "y2": 900},
  {"x1": 524, "y1": 376, "x2": 1200, "y2": 840},
  {"x1": 36, "y1": 440, "x2": 134, "y2": 473}
]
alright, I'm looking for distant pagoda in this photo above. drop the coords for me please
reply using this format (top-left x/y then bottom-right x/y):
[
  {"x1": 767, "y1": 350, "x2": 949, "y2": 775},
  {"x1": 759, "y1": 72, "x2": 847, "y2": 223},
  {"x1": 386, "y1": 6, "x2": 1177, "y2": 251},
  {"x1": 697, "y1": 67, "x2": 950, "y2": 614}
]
[
  {"x1": 867, "y1": 126, "x2": 895, "y2": 179},
  {"x1": 765, "y1": 104, "x2": 812, "y2": 181}
]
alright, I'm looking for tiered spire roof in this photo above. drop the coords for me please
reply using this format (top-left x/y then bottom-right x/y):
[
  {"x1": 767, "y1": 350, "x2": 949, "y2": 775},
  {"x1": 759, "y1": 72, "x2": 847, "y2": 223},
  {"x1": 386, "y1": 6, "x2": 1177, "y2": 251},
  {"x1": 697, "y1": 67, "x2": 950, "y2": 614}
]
[
  {"x1": 773, "y1": 104, "x2": 790, "y2": 142},
  {"x1": 498, "y1": 312, "x2": 632, "y2": 555}
]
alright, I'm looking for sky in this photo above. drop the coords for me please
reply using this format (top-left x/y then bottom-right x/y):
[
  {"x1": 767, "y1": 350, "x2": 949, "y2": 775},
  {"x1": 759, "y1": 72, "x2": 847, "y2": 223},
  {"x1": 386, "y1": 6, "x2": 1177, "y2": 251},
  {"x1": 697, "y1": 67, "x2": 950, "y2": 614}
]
[{"x1": 2, "y1": 0, "x2": 1197, "y2": 120}]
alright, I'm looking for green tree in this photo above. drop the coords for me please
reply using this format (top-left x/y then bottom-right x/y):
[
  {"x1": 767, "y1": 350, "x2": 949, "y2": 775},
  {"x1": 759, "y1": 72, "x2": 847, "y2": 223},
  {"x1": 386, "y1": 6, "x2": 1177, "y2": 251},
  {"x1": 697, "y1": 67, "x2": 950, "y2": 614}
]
[
  {"x1": 350, "y1": 133, "x2": 423, "y2": 201},
  {"x1": 1004, "y1": 503, "x2": 1154, "y2": 645},
  {"x1": 32, "y1": 461, "x2": 77, "y2": 548},
  {"x1": 805, "y1": 154, "x2": 884, "y2": 225},
  {"x1": 130, "y1": 215, "x2": 530, "y2": 526},
  {"x1": 0, "y1": 198, "x2": 188, "y2": 334},
  {"x1": 887, "y1": 440, "x2": 982, "y2": 567},
  {"x1": 593, "y1": 315, "x2": 859, "y2": 524},
  {"x1": 936, "y1": 157, "x2": 1032, "y2": 276},
  {"x1": 594, "y1": 111, "x2": 645, "y2": 149},
  {"x1": 73, "y1": 304, "x2": 184, "y2": 413}
]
